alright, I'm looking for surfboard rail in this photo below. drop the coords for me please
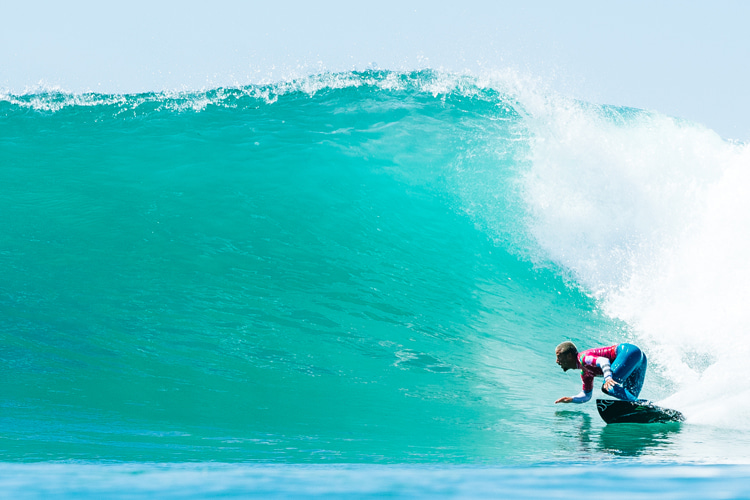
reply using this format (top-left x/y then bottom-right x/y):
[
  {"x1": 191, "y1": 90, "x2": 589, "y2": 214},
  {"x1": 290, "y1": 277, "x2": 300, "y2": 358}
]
[{"x1": 596, "y1": 399, "x2": 685, "y2": 424}]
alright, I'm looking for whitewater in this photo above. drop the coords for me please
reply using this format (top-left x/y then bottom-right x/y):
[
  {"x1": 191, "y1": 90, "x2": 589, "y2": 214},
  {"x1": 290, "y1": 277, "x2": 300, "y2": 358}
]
[{"x1": 2, "y1": 69, "x2": 750, "y2": 495}]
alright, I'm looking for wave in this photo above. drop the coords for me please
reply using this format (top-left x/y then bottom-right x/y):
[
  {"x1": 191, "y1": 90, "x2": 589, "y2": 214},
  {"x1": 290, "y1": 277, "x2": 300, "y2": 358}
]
[{"x1": 1, "y1": 70, "x2": 749, "y2": 462}]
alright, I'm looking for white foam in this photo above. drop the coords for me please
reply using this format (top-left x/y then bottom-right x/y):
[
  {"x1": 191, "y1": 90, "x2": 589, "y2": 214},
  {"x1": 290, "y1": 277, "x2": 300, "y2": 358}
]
[{"x1": 519, "y1": 91, "x2": 750, "y2": 428}]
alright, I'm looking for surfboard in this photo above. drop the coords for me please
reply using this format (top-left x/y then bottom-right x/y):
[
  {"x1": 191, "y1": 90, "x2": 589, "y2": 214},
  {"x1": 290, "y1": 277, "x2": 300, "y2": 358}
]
[{"x1": 596, "y1": 399, "x2": 685, "y2": 424}]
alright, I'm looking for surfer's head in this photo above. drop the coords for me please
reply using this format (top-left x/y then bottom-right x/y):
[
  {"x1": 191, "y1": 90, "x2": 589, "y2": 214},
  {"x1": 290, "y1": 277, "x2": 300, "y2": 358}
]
[{"x1": 555, "y1": 341, "x2": 578, "y2": 371}]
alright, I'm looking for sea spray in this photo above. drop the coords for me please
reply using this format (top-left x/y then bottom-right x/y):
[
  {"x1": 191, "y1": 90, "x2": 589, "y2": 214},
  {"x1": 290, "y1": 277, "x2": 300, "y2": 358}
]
[{"x1": 515, "y1": 90, "x2": 750, "y2": 428}]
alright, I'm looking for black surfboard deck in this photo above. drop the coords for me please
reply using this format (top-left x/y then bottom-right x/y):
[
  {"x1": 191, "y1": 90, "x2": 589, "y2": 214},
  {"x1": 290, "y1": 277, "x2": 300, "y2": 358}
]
[{"x1": 596, "y1": 399, "x2": 685, "y2": 424}]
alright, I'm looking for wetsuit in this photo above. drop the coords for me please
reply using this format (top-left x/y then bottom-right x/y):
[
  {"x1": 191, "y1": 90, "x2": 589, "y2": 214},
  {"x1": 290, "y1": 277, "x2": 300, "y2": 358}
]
[{"x1": 570, "y1": 343, "x2": 647, "y2": 403}]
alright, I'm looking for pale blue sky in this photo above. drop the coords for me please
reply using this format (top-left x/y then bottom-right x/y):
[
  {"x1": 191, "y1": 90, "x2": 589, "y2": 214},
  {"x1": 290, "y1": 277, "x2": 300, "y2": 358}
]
[{"x1": 2, "y1": 1, "x2": 748, "y2": 139}]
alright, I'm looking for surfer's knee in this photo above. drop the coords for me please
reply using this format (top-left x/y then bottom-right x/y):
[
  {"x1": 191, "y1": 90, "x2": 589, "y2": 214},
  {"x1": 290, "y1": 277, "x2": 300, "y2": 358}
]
[{"x1": 602, "y1": 381, "x2": 637, "y2": 401}]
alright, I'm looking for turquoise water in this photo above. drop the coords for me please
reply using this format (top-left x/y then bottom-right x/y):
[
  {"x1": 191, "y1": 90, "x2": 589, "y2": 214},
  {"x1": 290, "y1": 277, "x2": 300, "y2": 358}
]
[{"x1": 2, "y1": 70, "x2": 750, "y2": 494}]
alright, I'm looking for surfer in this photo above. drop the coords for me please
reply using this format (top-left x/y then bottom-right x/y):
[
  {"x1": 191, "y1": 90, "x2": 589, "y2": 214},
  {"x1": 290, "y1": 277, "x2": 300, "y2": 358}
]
[{"x1": 554, "y1": 341, "x2": 647, "y2": 404}]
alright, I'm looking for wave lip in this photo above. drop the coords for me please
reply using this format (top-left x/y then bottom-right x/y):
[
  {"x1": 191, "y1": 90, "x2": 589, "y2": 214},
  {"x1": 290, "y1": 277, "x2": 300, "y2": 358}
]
[{"x1": 0, "y1": 69, "x2": 525, "y2": 114}]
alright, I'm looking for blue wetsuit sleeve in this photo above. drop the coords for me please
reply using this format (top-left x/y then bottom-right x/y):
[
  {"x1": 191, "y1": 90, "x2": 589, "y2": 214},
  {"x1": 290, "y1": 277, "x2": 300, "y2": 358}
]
[{"x1": 571, "y1": 391, "x2": 592, "y2": 403}]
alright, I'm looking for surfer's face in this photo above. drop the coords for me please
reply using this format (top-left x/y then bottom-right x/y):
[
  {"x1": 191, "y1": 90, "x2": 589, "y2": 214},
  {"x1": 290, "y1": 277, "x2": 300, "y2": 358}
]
[{"x1": 555, "y1": 350, "x2": 576, "y2": 371}]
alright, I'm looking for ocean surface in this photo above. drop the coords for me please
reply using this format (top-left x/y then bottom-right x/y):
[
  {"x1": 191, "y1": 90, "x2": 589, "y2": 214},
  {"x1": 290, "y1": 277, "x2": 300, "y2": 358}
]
[{"x1": 2, "y1": 70, "x2": 750, "y2": 497}]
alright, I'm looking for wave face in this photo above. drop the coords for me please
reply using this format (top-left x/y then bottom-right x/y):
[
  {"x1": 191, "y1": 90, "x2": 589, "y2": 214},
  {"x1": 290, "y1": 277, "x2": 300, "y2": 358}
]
[{"x1": 2, "y1": 70, "x2": 749, "y2": 463}]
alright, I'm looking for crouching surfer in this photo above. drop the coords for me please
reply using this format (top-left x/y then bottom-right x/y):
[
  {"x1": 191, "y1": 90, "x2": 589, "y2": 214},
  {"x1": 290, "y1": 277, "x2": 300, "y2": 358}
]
[{"x1": 554, "y1": 341, "x2": 647, "y2": 404}]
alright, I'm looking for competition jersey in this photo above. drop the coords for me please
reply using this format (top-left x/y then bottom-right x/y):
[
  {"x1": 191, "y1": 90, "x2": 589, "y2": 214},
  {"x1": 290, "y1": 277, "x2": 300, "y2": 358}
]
[{"x1": 577, "y1": 345, "x2": 618, "y2": 393}]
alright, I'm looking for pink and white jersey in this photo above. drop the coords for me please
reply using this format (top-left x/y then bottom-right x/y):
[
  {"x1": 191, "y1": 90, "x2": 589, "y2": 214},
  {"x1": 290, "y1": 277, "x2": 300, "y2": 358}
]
[{"x1": 577, "y1": 345, "x2": 618, "y2": 393}]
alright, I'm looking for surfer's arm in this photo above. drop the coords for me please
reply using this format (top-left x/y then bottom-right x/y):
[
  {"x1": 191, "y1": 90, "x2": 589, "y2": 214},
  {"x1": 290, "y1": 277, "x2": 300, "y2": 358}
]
[
  {"x1": 571, "y1": 390, "x2": 592, "y2": 403},
  {"x1": 595, "y1": 357, "x2": 613, "y2": 382},
  {"x1": 555, "y1": 362, "x2": 595, "y2": 404},
  {"x1": 555, "y1": 391, "x2": 592, "y2": 404}
]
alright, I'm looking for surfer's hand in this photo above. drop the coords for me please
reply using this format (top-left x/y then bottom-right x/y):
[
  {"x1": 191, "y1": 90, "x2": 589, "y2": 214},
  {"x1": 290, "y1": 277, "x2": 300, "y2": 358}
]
[
  {"x1": 603, "y1": 378, "x2": 617, "y2": 391},
  {"x1": 555, "y1": 397, "x2": 573, "y2": 404}
]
